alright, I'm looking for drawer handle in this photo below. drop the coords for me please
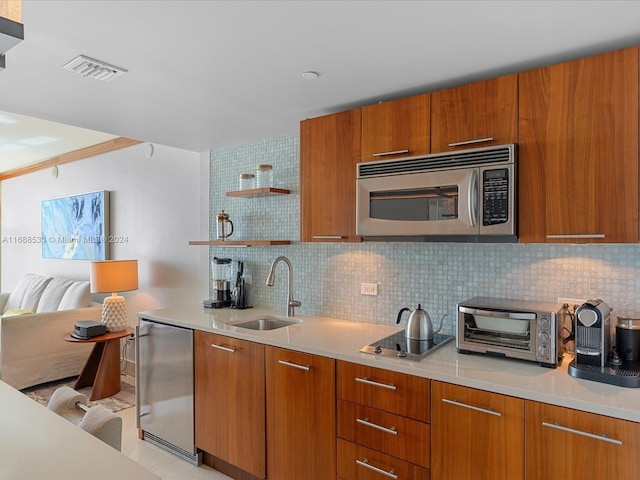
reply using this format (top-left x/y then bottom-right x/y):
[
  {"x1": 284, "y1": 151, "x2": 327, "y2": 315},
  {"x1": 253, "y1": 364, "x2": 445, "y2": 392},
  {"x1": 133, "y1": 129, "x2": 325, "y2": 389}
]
[
  {"x1": 278, "y1": 359, "x2": 310, "y2": 371},
  {"x1": 356, "y1": 459, "x2": 398, "y2": 479},
  {"x1": 355, "y1": 377, "x2": 397, "y2": 391},
  {"x1": 542, "y1": 421, "x2": 622, "y2": 445},
  {"x1": 448, "y1": 137, "x2": 494, "y2": 147},
  {"x1": 210, "y1": 344, "x2": 236, "y2": 353},
  {"x1": 356, "y1": 417, "x2": 398, "y2": 436},
  {"x1": 312, "y1": 235, "x2": 344, "y2": 239},
  {"x1": 442, "y1": 398, "x2": 501, "y2": 417},
  {"x1": 372, "y1": 149, "x2": 410, "y2": 157},
  {"x1": 546, "y1": 234, "x2": 605, "y2": 239}
]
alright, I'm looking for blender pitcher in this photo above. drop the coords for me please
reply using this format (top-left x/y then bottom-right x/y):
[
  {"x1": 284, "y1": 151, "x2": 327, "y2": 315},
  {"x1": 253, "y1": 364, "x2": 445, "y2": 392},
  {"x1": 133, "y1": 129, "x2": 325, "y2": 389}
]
[{"x1": 211, "y1": 257, "x2": 233, "y2": 307}]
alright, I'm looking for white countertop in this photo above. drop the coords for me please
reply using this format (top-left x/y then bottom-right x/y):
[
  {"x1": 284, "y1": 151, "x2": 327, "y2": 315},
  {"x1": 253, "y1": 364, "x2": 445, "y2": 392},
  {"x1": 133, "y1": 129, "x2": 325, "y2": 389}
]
[
  {"x1": 0, "y1": 381, "x2": 159, "y2": 480},
  {"x1": 139, "y1": 305, "x2": 640, "y2": 423}
]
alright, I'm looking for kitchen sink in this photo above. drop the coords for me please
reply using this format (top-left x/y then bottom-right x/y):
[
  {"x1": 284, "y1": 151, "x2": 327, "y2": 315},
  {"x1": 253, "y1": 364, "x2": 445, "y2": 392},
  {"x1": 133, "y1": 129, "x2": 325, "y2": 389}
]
[{"x1": 231, "y1": 316, "x2": 302, "y2": 331}]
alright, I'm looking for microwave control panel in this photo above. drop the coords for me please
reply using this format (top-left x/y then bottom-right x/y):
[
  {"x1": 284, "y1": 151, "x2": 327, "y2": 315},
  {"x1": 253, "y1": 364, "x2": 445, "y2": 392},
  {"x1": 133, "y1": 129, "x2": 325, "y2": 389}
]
[{"x1": 482, "y1": 168, "x2": 509, "y2": 225}]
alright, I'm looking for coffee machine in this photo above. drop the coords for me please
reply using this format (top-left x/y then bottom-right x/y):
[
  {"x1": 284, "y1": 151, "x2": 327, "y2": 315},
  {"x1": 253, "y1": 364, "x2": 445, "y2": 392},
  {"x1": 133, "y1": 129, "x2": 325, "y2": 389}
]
[
  {"x1": 569, "y1": 299, "x2": 640, "y2": 387},
  {"x1": 210, "y1": 257, "x2": 232, "y2": 308}
]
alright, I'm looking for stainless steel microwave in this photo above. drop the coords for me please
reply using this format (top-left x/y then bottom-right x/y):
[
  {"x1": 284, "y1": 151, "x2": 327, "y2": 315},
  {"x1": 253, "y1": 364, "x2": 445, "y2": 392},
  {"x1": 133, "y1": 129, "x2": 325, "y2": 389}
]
[{"x1": 356, "y1": 144, "x2": 516, "y2": 242}]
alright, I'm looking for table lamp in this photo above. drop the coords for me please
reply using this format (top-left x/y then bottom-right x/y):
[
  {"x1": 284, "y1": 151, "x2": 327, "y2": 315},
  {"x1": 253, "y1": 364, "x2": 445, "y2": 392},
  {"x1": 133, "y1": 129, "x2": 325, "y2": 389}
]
[{"x1": 90, "y1": 260, "x2": 138, "y2": 332}]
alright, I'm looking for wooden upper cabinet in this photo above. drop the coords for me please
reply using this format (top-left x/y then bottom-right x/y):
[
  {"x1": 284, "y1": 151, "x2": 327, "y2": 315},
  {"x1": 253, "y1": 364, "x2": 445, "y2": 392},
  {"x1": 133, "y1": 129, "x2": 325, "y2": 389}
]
[
  {"x1": 361, "y1": 93, "x2": 430, "y2": 161},
  {"x1": 519, "y1": 47, "x2": 639, "y2": 243},
  {"x1": 300, "y1": 109, "x2": 361, "y2": 242},
  {"x1": 526, "y1": 400, "x2": 640, "y2": 480},
  {"x1": 431, "y1": 74, "x2": 518, "y2": 153}
]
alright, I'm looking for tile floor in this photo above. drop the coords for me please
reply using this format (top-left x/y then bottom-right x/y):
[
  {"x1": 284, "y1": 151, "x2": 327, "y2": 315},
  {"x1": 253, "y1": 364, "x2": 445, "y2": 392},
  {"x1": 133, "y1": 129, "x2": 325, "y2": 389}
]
[{"x1": 117, "y1": 406, "x2": 233, "y2": 480}]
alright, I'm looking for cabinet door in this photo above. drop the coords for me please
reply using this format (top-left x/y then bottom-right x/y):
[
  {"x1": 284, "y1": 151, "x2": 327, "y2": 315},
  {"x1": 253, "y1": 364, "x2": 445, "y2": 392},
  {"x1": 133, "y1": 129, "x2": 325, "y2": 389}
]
[
  {"x1": 525, "y1": 400, "x2": 640, "y2": 479},
  {"x1": 300, "y1": 109, "x2": 361, "y2": 242},
  {"x1": 361, "y1": 93, "x2": 430, "y2": 161},
  {"x1": 431, "y1": 74, "x2": 518, "y2": 153},
  {"x1": 266, "y1": 346, "x2": 336, "y2": 480},
  {"x1": 519, "y1": 47, "x2": 639, "y2": 243},
  {"x1": 431, "y1": 381, "x2": 524, "y2": 480},
  {"x1": 194, "y1": 332, "x2": 266, "y2": 479}
]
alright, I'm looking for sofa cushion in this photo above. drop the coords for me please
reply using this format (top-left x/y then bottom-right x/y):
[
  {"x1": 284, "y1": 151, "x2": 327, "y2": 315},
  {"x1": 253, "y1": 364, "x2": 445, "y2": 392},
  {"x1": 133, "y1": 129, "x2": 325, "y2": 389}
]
[
  {"x1": 36, "y1": 278, "x2": 92, "y2": 313},
  {"x1": 4, "y1": 274, "x2": 52, "y2": 313}
]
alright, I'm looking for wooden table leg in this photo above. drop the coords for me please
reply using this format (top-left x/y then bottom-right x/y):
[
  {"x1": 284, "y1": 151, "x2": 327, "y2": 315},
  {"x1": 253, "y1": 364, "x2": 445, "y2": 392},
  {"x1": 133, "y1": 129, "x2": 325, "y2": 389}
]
[{"x1": 73, "y1": 338, "x2": 121, "y2": 401}]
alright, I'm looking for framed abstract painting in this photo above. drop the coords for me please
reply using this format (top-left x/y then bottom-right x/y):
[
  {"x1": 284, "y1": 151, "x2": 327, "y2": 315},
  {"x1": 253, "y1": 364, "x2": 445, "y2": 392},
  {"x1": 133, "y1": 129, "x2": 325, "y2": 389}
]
[{"x1": 41, "y1": 190, "x2": 110, "y2": 260}]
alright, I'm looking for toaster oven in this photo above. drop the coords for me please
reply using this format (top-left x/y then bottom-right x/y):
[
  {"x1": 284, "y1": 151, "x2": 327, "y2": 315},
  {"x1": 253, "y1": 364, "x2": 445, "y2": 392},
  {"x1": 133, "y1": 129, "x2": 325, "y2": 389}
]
[{"x1": 456, "y1": 297, "x2": 566, "y2": 368}]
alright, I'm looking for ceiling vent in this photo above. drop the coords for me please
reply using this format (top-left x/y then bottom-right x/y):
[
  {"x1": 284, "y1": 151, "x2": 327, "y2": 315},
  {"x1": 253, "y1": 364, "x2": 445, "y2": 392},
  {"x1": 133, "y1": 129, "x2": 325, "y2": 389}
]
[{"x1": 63, "y1": 55, "x2": 127, "y2": 82}]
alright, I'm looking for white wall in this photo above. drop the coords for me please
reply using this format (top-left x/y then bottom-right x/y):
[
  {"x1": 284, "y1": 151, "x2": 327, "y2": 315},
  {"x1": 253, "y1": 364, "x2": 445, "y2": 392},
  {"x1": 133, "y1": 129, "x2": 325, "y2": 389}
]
[{"x1": 1, "y1": 142, "x2": 208, "y2": 325}]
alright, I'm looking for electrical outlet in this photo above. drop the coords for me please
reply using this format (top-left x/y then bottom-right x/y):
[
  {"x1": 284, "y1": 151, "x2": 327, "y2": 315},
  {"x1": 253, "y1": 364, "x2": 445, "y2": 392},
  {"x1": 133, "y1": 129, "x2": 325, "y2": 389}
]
[
  {"x1": 361, "y1": 283, "x2": 378, "y2": 296},
  {"x1": 243, "y1": 274, "x2": 252, "y2": 285},
  {"x1": 558, "y1": 298, "x2": 586, "y2": 310}
]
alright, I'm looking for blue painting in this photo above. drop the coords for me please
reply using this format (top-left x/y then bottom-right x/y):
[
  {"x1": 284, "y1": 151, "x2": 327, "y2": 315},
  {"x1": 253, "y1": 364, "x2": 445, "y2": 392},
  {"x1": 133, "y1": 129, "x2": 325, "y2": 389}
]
[{"x1": 41, "y1": 191, "x2": 109, "y2": 260}]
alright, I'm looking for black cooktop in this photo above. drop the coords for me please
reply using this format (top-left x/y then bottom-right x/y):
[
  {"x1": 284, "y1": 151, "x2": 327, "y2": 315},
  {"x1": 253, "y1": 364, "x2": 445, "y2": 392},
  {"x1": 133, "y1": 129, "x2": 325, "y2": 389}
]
[{"x1": 360, "y1": 330, "x2": 454, "y2": 362}]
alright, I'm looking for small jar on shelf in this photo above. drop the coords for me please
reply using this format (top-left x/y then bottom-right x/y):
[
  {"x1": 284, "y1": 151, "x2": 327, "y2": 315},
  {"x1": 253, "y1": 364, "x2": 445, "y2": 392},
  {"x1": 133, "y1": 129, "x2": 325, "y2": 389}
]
[
  {"x1": 239, "y1": 173, "x2": 255, "y2": 191},
  {"x1": 256, "y1": 164, "x2": 273, "y2": 189}
]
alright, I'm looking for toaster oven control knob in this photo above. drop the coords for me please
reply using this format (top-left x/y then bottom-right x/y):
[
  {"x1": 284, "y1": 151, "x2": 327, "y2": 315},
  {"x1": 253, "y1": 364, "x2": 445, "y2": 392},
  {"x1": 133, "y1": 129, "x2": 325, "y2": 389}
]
[
  {"x1": 539, "y1": 316, "x2": 550, "y2": 328},
  {"x1": 538, "y1": 331, "x2": 550, "y2": 341},
  {"x1": 538, "y1": 345, "x2": 550, "y2": 357}
]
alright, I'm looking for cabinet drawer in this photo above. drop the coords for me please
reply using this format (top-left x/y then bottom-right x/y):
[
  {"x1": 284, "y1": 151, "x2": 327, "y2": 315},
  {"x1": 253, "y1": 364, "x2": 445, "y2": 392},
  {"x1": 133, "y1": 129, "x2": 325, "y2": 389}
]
[
  {"x1": 338, "y1": 438, "x2": 429, "y2": 480},
  {"x1": 338, "y1": 361, "x2": 430, "y2": 422},
  {"x1": 338, "y1": 400, "x2": 430, "y2": 468}
]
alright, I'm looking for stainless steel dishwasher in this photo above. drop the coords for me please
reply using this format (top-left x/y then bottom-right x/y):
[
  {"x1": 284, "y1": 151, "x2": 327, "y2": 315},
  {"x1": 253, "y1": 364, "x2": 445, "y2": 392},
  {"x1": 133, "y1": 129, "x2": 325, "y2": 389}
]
[{"x1": 136, "y1": 318, "x2": 202, "y2": 465}]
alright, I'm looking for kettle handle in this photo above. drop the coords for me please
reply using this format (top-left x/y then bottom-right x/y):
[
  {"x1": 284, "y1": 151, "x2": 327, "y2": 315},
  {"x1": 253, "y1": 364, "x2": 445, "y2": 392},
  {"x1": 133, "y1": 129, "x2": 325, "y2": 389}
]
[{"x1": 396, "y1": 307, "x2": 410, "y2": 325}]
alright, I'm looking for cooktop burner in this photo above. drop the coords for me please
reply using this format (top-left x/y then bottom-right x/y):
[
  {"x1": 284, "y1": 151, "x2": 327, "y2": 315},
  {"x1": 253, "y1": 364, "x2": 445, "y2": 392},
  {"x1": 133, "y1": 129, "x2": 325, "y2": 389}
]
[{"x1": 360, "y1": 330, "x2": 454, "y2": 362}]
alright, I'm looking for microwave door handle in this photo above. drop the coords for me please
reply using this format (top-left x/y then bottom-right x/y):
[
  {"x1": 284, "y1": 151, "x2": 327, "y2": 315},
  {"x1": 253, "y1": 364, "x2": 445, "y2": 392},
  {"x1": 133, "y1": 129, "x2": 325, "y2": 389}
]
[{"x1": 468, "y1": 170, "x2": 478, "y2": 227}]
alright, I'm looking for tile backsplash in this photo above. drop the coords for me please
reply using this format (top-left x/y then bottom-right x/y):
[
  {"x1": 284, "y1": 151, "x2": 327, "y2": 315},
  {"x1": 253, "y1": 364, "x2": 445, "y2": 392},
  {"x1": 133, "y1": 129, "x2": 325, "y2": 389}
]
[{"x1": 210, "y1": 135, "x2": 640, "y2": 334}]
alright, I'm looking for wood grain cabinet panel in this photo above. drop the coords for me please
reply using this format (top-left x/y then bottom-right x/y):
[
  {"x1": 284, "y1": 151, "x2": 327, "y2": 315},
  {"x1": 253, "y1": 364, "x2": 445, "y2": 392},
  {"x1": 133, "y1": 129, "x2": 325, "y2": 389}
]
[
  {"x1": 194, "y1": 332, "x2": 266, "y2": 479},
  {"x1": 266, "y1": 346, "x2": 336, "y2": 480},
  {"x1": 525, "y1": 400, "x2": 640, "y2": 480},
  {"x1": 431, "y1": 74, "x2": 518, "y2": 153},
  {"x1": 337, "y1": 361, "x2": 430, "y2": 423},
  {"x1": 300, "y1": 109, "x2": 362, "y2": 242},
  {"x1": 361, "y1": 93, "x2": 431, "y2": 161},
  {"x1": 337, "y1": 438, "x2": 430, "y2": 480},
  {"x1": 519, "y1": 46, "x2": 639, "y2": 243},
  {"x1": 431, "y1": 381, "x2": 525, "y2": 480},
  {"x1": 338, "y1": 399, "x2": 430, "y2": 468}
]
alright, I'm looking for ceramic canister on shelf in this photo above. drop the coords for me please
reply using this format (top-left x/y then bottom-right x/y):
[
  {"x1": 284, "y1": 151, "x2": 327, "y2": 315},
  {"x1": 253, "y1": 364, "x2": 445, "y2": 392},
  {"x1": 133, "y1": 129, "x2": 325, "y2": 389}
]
[{"x1": 256, "y1": 164, "x2": 273, "y2": 189}]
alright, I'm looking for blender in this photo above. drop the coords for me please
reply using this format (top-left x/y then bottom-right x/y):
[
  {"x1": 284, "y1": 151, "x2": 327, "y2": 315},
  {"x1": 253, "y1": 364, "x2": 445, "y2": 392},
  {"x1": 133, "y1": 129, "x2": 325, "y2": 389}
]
[{"x1": 211, "y1": 257, "x2": 233, "y2": 308}]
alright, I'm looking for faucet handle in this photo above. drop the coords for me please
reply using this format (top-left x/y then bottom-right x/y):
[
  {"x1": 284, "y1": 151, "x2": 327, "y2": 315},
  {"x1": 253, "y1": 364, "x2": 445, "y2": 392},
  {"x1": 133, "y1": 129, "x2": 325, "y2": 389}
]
[{"x1": 289, "y1": 300, "x2": 302, "y2": 308}]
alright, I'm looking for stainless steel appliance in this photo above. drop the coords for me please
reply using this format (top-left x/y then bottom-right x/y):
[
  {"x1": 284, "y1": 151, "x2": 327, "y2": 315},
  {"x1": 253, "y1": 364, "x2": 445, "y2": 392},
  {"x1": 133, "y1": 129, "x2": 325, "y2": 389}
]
[
  {"x1": 136, "y1": 319, "x2": 201, "y2": 464},
  {"x1": 457, "y1": 297, "x2": 566, "y2": 368},
  {"x1": 616, "y1": 317, "x2": 640, "y2": 363},
  {"x1": 356, "y1": 144, "x2": 516, "y2": 242},
  {"x1": 360, "y1": 330, "x2": 454, "y2": 362},
  {"x1": 397, "y1": 304, "x2": 444, "y2": 341}
]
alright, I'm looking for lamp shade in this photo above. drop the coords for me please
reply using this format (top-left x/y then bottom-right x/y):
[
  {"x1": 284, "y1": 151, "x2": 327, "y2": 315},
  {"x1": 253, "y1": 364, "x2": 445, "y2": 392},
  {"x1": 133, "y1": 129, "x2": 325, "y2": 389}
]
[{"x1": 90, "y1": 260, "x2": 138, "y2": 294}]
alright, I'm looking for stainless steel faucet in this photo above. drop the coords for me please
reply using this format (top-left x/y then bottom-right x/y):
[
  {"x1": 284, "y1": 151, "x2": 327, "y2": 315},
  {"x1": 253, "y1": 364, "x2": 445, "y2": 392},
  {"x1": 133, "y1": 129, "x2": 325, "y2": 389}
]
[{"x1": 265, "y1": 256, "x2": 301, "y2": 317}]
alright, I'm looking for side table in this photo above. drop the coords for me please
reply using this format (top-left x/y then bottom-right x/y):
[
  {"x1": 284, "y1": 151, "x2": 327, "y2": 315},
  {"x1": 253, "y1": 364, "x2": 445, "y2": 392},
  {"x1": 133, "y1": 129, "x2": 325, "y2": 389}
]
[{"x1": 63, "y1": 327, "x2": 134, "y2": 401}]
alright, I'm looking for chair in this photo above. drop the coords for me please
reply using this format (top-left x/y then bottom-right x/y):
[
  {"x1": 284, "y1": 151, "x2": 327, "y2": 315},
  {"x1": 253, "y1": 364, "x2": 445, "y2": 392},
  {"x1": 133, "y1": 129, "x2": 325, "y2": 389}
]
[{"x1": 47, "y1": 386, "x2": 122, "y2": 451}]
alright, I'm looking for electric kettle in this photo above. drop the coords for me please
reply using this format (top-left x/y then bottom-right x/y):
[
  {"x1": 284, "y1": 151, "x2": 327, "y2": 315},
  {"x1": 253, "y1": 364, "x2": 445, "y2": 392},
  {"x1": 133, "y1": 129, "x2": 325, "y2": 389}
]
[{"x1": 397, "y1": 304, "x2": 444, "y2": 341}]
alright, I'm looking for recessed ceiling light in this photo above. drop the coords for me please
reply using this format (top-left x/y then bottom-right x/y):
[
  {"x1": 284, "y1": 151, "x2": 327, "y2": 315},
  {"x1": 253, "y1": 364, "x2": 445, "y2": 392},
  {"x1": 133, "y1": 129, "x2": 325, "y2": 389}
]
[{"x1": 301, "y1": 71, "x2": 319, "y2": 80}]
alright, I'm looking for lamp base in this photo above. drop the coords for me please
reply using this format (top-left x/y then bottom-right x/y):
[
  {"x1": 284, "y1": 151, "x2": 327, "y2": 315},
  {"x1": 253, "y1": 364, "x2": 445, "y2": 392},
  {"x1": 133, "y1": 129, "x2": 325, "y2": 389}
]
[{"x1": 101, "y1": 294, "x2": 128, "y2": 332}]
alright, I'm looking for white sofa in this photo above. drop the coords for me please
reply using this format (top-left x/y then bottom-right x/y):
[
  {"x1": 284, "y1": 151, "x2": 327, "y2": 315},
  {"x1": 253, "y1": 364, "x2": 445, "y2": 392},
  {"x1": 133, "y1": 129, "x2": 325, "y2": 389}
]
[{"x1": 0, "y1": 274, "x2": 102, "y2": 390}]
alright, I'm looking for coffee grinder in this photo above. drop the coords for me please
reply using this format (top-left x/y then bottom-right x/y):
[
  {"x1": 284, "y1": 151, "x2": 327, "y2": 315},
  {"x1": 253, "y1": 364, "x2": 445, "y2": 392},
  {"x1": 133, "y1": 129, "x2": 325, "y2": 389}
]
[{"x1": 210, "y1": 257, "x2": 233, "y2": 308}]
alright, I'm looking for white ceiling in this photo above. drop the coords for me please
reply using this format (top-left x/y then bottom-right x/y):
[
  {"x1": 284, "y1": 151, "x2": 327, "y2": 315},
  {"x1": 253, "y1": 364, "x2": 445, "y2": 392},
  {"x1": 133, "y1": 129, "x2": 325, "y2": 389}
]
[{"x1": 2, "y1": 0, "x2": 640, "y2": 171}]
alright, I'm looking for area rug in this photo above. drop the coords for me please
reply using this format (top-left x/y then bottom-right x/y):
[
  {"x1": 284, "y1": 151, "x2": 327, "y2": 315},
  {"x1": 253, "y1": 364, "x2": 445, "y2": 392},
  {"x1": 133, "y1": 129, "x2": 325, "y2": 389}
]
[{"x1": 21, "y1": 376, "x2": 135, "y2": 413}]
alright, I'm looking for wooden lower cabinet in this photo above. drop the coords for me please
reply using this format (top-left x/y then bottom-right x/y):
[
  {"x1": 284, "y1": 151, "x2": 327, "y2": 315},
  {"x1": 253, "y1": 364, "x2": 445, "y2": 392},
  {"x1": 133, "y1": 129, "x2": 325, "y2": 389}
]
[
  {"x1": 194, "y1": 332, "x2": 266, "y2": 479},
  {"x1": 265, "y1": 346, "x2": 336, "y2": 480},
  {"x1": 525, "y1": 400, "x2": 640, "y2": 480},
  {"x1": 431, "y1": 381, "x2": 525, "y2": 480},
  {"x1": 338, "y1": 439, "x2": 430, "y2": 480}
]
